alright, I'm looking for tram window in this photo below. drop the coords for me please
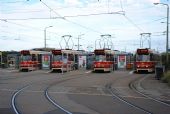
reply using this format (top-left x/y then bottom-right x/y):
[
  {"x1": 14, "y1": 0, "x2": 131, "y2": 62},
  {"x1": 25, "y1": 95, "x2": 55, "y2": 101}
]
[
  {"x1": 150, "y1": 53, "x2": 153, "y2": 61},
  {"x1": 63, "y1": 55, "x2": 68, "y2": 63},
  {"x1": 68, "y1": 54, "x2": 74, "y2": 61},
  {"x1": 95, "y1": 55, "x2": 106, "y2": 61},
  {"x1": 106, "y1": 54, "x2": 111, "y2": 61},
  {"x1": 21, "y1": 55, "x2": 31, "y2": 61},
  {"x1": 53, "y1": 55, "x2": 62, "y2": 61},
  {"x1": 137, "y1": 55, "x2": 150, "y2": 61},
  {"x1": 32, "y1": 54, "x2": 36, "y2": 61}
]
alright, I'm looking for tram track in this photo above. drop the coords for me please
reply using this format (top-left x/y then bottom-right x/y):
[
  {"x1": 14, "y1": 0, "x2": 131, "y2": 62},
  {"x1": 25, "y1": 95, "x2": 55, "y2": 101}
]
[
  {"x1": 44, "y1": 71, "x2": 105, "y2": 114},
  {"x1": 11, "y1": 85, "x2": 30, "y2": 114},
  {"x1": 6, "y1": 70, "x2": 170, "y2": 114},
  {"x1": 10, "y1": 71, "x2": 86, "y2": 114},
  {"x1": 106, "y1": 72, "x2": 170, "y2": 114},
  {"x1": 107, "y1": 87, "x2": 153, "y2": 114},
  {"x1": 104, "y1": 72, "x2": 153, "y2": 114},
  {"x1": 129, "y1": 74, "x2": 170, "y2": 107},
  {"x1": 45, "y1": 71, "x2": 119, "y2": 114}
]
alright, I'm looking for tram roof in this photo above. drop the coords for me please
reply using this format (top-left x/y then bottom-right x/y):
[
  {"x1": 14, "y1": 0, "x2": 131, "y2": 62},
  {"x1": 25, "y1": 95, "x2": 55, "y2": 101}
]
[
  {"x1": 23, "y1": 50, "x2": 51, "y2": 55},
  {"x1": 61, "y1": 49, "x2": 80, "y2": 54},
  {"x1": 94, "y1": 49, "x2": 120, "y2": 54}
]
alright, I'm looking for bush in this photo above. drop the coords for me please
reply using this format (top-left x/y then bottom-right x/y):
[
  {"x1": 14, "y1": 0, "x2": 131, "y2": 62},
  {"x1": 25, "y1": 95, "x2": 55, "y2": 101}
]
[{"x1": 162, "y1": 71, "x2": 170, "y2": 85}]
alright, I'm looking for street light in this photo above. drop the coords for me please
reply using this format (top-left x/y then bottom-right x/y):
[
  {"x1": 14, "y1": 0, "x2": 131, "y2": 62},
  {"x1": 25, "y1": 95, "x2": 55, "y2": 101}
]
[
  {"x1": 77, "y1": 34, "x2": 84, "y2": 50},
  {"x1": 154, "y1": 2, "x2": 169, "y2": 69},
  {"x1": 44, "y1": 26, "x2": 53, "y2": 49}
]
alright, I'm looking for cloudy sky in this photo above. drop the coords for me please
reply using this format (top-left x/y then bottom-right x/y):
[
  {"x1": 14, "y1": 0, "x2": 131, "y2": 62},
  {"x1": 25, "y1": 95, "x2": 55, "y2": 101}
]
[{"x1": 0, "y1": 0, "x2": 169, "y2": 52}]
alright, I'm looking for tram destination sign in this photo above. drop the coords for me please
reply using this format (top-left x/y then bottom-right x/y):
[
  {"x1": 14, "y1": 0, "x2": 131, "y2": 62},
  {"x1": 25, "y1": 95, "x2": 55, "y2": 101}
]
[
  {"x1": 94, "y1": 49, "x2": 105, "y2": 55},
  {"x1": 52, "y1": 50, "x2": 62, "y2": 55},
  {"x1": 21, "y1": 50, "x2": 30, "y2": 55},
  {"x1": 137, "y1": 49, "x2": 149, "y2": 55}
]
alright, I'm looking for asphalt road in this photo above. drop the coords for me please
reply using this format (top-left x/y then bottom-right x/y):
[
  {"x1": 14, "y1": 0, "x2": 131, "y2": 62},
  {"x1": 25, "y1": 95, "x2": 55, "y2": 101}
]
[{"x1": 0, "y1": 68, "x2": 170, "y2": 114}]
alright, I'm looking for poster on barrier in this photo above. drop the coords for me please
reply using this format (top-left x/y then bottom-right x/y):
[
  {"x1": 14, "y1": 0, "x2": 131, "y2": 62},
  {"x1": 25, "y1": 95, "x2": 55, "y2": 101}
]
[
  {"x1": 118, "y1": 55, "x2": 126, "y2": 68},
  {"x1": 42, "y1": 54, "x2": 50, "y2": 69}
]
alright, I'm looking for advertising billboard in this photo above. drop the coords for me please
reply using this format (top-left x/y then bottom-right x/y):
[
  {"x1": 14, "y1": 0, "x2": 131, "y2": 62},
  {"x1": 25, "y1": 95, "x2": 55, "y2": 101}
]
[{"x1": 42, "y1": 54, "x2": 50, "y2": 69}]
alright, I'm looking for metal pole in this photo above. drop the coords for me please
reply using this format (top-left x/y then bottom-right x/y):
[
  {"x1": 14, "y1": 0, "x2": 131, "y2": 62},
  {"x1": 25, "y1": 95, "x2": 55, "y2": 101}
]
[
  {"x1": 44, "y1": 29, "x2": 46, "y2": 49},
  {"x1": 78, "y1": 35, "x2": 80, "y2": 50},
  {"x1": 77, "y1": 34, "x2": 84, "y2": 50},
  {"x1": 154, "y1": 3, "x2": 169, "y2": 70},
  {"x1": 166, "y1": 4, "x2": 169, "y2": 69},
  {"x1": 44, "y1": 26, "x2": 53, "y2": 49},
  {"x1": 62, "y1": 52, "x2": 63, "y2": 74}
]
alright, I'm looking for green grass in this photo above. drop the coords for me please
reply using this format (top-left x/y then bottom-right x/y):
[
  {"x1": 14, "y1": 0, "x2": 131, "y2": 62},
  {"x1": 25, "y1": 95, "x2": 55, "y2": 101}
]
[{"x1": 162, "y1": 71, "x2": 170, "y2": 86}]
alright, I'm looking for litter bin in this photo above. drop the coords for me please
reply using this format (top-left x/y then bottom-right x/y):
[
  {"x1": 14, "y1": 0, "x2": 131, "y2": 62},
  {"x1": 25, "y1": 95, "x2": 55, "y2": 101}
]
[{"x1": 155, "y1": 65, "x2": 164, "y2": 80}]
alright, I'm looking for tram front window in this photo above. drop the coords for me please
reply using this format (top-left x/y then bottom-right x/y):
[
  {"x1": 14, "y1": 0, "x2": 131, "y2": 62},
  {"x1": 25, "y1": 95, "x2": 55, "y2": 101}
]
[
  {"x1": 21, "y1": 55, "x2": 31, "y2": 61},
  {"x1": 53, "y1": 55, "x2": 62, "y2": 61},
  {"x1": 136, "y1": 55, "x2": 150, "y2": 61},
  {"x1": 95, "y1": 55, "x2": 106, "y2": 62}
]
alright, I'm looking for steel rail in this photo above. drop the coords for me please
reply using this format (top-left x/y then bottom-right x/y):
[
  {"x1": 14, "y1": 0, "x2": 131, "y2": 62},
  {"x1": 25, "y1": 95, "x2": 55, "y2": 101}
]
[
  {"x1": 11, "y1": 85, "x2": 30, "y2": 114},
  {"x1": 108, "y1": 88, "x2": 153, "y2": 114},
  {"x1": 129, "y1": 75, "x2": 170, "y2": 107}
]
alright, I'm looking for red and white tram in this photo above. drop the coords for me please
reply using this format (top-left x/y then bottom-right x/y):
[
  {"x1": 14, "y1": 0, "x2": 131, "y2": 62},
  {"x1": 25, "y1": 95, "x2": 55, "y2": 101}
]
[
  {"x1": 135, "y1": 48, "x2": 160, "y2": 73},
  {"x1": 19, "y1": 50, "x2": 50, "y2": 71},
  {"x1": 51, "y1": 49, "x2": 79, "y2": 72},
  {"x1": 93, "y1": 49, "x2": 115, "y2": 72}
]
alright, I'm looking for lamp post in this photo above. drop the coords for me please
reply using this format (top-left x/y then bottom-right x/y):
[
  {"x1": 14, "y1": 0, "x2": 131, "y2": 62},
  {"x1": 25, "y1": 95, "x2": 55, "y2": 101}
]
[
  {"x1": 154, "y1": 3, "x2": 169, "y2": 69},
  {"x1": 0, "y1": 51, "x2": 2, "y2": 67},
  {"x1": 44, "y1": 26, "x2": 53, "y2": 49},
  {"x1": 76, "y1": 34, "x2": 84, "y2": 50}
]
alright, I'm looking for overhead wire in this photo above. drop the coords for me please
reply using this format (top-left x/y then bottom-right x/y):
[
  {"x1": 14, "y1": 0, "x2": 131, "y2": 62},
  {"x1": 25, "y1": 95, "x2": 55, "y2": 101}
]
[
  {"x1": 123, "y1": 15, "x2": 144, "y2": 32},
  {"x1": 136, "y1": 17, "x2": 166, "y2": 25},
  {"x1": 40, "y1": 0, "x2": 107, "y2": 34},
  {"x1": 0, "y1": 19, "x2": 59, "y2": 35},
  {"x1": 63, "y1": 11, "x2": 124, "y2": 18},
  {"x1": 118, "y1": 0, "x2": 143, "y2": 32},
  {"x1": 40, "y1": 0, "x2": 63, "y2": 18},
  {"x1": 0, "y1": 17, "x2": 62, "y2": 20},
  {"x1": 1, "y1": 0, "x2": 160, "y2": 46},
  {"x1": 0, "y1": 11, "x2": 124, "y2": 20}
]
